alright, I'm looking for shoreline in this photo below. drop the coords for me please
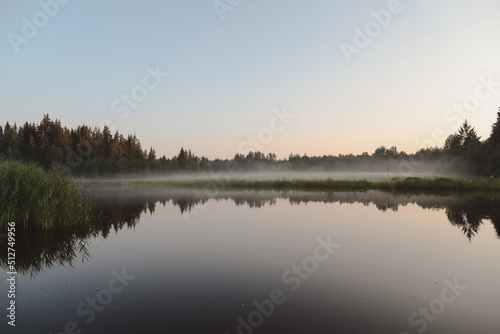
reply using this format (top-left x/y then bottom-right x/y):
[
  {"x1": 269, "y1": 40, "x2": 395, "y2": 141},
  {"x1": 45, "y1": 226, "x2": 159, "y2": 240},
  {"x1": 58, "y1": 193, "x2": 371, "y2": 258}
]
[{"x1": 79, "y1": 177, "x2": 500, "y2": 193}]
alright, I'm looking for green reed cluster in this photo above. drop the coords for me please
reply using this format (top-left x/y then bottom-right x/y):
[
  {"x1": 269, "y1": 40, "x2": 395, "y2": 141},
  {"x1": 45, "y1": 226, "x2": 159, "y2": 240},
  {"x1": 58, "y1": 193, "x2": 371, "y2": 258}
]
[{"x1": 0, "y1": 160, "x2": 91, "y2": 229}]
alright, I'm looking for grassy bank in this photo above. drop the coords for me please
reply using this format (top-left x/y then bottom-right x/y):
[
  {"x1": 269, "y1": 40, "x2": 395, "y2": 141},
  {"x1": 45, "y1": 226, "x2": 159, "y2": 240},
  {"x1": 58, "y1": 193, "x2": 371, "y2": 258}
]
[
  {"x1": 81, "y1": 176, "x2": 500, "y2": 192},
  {"x1": 0, "y1": 161, "x2": 91, "y2": 229}
]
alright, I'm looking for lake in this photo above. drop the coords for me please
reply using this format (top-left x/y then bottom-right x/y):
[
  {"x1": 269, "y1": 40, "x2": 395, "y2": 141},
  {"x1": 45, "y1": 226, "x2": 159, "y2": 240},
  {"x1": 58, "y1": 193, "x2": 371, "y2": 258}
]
[{"x1": 2, "y1": 189, "x2": 500, "y2": 334}]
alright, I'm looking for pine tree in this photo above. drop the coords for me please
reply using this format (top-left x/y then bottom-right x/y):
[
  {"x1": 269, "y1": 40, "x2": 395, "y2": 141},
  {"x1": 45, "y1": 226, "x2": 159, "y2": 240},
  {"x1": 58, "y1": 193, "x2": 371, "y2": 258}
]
[
  {"x1": 177, "y1": 147, "x2": 188, "y2": 170},
  {"x1": 487, "y1": 109, "x2": 500, "y2": 149},
  {"x1": 444, "y1": 120, "x2": 481, "y2": 156},
  {"x1": 148, "y1": 147, "x2": 156, "y2": 161}
]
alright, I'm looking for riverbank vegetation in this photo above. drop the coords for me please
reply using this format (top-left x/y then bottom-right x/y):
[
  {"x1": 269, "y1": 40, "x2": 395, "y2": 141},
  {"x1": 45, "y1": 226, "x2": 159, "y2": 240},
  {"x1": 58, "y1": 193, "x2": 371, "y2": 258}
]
[
  {"x1": 0, "y1": 160, "x2": 91, "y2": 229},
  {"x1": 81, "y1": 176, "x2": 500, "y2": 193}
]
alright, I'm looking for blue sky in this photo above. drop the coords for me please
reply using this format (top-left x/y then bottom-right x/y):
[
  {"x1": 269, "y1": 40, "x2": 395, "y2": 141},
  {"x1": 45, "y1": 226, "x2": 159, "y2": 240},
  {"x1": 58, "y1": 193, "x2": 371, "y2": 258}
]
[{"x1": 1, "y1": 0, "x2": 500, "y2": 159}]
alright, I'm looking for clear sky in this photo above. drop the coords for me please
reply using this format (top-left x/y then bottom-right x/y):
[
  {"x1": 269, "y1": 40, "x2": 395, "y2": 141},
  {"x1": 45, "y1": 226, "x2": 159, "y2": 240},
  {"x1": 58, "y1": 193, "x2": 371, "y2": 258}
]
[{"x1": 1, "y1": 0, "x2": 500, "y2": 159}]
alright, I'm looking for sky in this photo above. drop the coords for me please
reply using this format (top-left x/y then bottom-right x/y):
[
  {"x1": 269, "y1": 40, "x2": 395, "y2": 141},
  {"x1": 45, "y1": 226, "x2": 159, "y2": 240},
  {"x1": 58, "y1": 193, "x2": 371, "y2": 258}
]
[{"x1": 1, "y1": 0, "x2": 500, "y2": 159}]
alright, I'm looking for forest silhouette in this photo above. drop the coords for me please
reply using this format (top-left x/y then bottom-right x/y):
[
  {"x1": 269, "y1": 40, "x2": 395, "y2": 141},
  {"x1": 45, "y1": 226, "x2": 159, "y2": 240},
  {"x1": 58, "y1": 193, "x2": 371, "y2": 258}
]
[{"x1": 1, "y1": 110, "x2": 500, "y2": 176}]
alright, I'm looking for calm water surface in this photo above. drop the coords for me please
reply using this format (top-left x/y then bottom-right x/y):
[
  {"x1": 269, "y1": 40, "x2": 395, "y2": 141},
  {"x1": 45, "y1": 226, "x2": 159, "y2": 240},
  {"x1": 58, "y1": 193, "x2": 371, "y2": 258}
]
[{"x1": 2, "y1": 189, "x2": 500, "y2": 334}]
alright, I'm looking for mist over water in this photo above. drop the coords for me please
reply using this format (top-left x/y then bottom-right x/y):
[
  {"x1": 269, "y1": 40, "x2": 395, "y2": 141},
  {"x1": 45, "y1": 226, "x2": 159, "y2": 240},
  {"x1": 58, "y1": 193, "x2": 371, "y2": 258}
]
[
  {"x1": 4, "y1": 0, "x2": 500, "y2": 332},
  {"x1": 79, "y1": 170, "x2": 444, "y2": 183}
]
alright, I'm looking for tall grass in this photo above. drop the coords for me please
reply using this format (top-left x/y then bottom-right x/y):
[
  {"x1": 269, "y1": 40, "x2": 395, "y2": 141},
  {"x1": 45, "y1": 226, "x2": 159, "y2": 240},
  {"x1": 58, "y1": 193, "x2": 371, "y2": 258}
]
[
  {"x1": 0, "y1": 160, "x2": 91, "y2": 229},
  {"x1": 82, "y1": 176, "x2": 500, "y2": 192},
  {"x1": 382, "y1": 176, "x2": 500, "y2": 192}
]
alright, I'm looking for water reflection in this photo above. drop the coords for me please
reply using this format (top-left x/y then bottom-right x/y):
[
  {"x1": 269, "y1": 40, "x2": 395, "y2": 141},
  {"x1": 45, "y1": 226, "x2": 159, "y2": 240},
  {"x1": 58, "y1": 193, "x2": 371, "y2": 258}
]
[
  {"x1": 1, "y1": 189, "x2": 499, "y2": 275},
  {"x1": 445, "y1": 196, "x2": 500, "y2": 241},
  {"x1": 0, "y1": 226, "x2": 91, "y2": 276},
  {"x1": 103, "y1": 189, "x2": 498, "y2": 242}
]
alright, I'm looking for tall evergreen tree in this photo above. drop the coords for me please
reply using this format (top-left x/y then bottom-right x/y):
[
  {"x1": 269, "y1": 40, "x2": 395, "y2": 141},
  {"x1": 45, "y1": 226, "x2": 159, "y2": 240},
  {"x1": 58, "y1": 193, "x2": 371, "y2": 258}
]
[{"x1": 177, "y1": 147, "x2": 188, "y2": 170}]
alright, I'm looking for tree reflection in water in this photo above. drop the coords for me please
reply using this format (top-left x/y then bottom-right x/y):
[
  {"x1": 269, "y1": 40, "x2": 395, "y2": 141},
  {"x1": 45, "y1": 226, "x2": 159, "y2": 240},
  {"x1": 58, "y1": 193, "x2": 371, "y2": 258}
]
[{"x1": 2, "y1": 189, "x2": 499, "y2": 275}]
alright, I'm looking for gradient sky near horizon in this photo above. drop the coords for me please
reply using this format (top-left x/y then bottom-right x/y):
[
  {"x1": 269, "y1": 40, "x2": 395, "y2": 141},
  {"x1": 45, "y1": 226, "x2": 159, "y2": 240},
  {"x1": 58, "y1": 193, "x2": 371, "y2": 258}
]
[{"x1": 1, "y1": 0, "x2": 500, "y2": 159}]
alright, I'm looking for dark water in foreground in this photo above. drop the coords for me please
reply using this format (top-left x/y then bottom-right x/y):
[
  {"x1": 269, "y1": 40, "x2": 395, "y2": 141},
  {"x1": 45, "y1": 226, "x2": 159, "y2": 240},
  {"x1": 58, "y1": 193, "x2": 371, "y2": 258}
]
[{"x1": 1, "y1": 189, "x2": 500, "y2": 334}]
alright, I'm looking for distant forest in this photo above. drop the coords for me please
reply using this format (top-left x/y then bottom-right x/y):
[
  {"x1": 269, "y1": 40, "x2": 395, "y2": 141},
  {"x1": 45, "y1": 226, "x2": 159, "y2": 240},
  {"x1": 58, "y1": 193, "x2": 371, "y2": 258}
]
[{"x1": 1, "y1": 111, "x2": 500, "y2": 177}]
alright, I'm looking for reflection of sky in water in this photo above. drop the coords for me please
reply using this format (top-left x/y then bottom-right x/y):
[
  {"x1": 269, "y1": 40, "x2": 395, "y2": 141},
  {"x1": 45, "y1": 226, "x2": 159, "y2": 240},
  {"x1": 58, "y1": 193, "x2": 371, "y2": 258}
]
[{"x1": 2, "y1": 191, "x2": 500, "y2": 334}]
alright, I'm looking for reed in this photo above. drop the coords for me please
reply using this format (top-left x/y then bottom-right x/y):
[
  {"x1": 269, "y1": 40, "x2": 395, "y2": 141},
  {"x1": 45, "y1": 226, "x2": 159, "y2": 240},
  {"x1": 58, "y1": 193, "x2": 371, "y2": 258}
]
[{"x1": 0, "y1": 160, "x2": 91, "y2": 229}]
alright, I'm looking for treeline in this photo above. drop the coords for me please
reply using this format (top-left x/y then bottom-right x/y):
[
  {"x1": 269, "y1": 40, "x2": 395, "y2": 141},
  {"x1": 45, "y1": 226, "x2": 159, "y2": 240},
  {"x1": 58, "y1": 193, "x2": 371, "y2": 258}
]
[
  {"x1": 0, "y1": 115, "x2": 209, "y2": 175},
  {"x1": 1, "y1": 110, "x2": 500, "y2": 177},
  {"x1": 441, "y1": 114, "x2": 500, "y2": 176}
]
